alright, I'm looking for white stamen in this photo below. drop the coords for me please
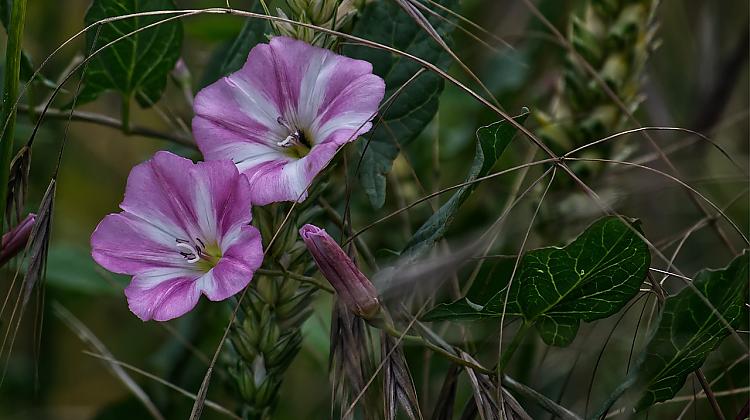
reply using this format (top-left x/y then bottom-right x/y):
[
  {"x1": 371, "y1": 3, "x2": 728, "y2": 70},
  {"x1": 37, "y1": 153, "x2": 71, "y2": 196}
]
[
  {"x1": 176, "y1": 242, "x2": 200, "y2": 263},
  {"x1": 277, "y1": 134, "x2": 296, "y2": 148}
]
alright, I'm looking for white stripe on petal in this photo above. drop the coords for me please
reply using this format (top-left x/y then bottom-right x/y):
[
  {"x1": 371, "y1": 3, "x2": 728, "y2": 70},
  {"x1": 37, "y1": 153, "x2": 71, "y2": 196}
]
[
  {"x1": 191, "y1": 169, "x2": 217, "y2": 241},
  {"x1": 226, "y1": 76, "x2": 287, "y2": 142},
  {"x1": 133, "y1": 266, "x2": 202, "y2": 288}
]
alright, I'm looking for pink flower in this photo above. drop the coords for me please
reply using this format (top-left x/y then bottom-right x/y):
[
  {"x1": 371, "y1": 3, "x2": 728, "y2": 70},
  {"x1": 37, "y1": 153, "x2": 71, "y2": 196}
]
[
  {"x1": 0, "y1": 213, "x2": 36, "y2": 266},
  {"x1": 299, "y1": 224, "x2": 380, "y2": 318},
  {"x1": 91, "y1": 152, "x2": 263, "y2": 321},
  {"x1": 193, "y1": 36, "x2": 385, "y2": 205}
]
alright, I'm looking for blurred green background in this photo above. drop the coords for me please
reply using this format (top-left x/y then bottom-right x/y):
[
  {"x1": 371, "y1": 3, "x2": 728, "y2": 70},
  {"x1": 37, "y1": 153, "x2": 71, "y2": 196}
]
[{"x1": 0, "y1": 0, "x2": 747, "y2": 418}]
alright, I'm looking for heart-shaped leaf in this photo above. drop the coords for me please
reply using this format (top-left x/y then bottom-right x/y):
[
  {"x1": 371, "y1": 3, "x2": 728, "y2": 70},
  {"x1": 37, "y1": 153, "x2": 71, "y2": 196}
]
[
  {"x1": 78, "y1": 0, "x2": 183, "y2": 108},
  {"x1": 518, "y1": 217, "x2": 650, "y2": 345},
  {"x1": 598, "y1": 251, "x2": 748, "y2": 414},
  {"x1": 424, "y1": 217, "x2": 650, "y2": 347},
  {"x1": 344, "y1": 0, "x2": 457, "y2": 208},
  {"x1": 400, "y1": 112, "x2": 528, "y2": 262}
]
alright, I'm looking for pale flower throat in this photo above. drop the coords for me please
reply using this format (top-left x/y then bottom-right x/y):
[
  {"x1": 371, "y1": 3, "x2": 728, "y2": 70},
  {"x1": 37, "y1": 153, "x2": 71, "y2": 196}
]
[
  {"x1": 176, "y1": 237, "x2": 221, "y2": 270},
  {"x1": 276, "y1": 116, "x2": 312, "y2": 159}
]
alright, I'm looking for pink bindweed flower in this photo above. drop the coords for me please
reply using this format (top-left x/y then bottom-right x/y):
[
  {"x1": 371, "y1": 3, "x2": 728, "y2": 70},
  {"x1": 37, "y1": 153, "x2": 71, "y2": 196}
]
[
  {"x1": 91, "y1": 151, "x2": 263, "y2": 321},
  {"x1": 299, "y1": 224, "x2": 380, "y2": 318},
  {"x1": 0, "y1": 213, "x2": 36, "y2": 266},
  {"x1": 193, "y1": 36, "x2": 385, "y2": 205}
]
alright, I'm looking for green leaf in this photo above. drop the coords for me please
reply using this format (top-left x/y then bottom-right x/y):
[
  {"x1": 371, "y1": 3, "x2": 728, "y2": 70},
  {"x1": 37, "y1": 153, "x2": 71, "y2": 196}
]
[
  {"x1": 78, "y1": 0, "x2": 183, "y2": 107},
  {"x1": 518, "y1": 216, "x2": 650, "y2": 346},
  {"x1": 605, "y1": 251, "x2": 749, "y2": 413},
  {"x1": 198, "y1": 2, "x2": 268, "y2": 89},
  {"x1": 423, "y1": 256, "x2": 522, "y2": 321},
  {"x1": 345, "y1": 0, "x2": 457, "y2": 208},
  {"x1": 424, "y1": 217, "x2": 650, "y2": 347},
  {"x1": 401, "y1": 111, "x2": 528, "y2": 262}
]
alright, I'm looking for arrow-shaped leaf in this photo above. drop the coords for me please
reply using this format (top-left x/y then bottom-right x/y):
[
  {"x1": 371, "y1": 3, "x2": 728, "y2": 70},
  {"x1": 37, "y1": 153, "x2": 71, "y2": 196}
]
[
  {"x1": 599, "y1": 251, "x2": 748, "y2": 414},
  {"x1": 344, "y1": 0, "x2": 457, "y2": 208},
  {"x1": 518, "y1": 217, "x2": 650, "y2": 345},
  {"x1": 401, "y1": 112, "x2": 528, "y2": 262}
]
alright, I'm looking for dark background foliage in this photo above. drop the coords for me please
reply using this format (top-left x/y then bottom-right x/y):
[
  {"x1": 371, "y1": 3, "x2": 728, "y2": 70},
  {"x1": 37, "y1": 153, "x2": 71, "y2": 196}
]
[{"x1": 0, "y1": 0, "x2": 747, "y2": 418}]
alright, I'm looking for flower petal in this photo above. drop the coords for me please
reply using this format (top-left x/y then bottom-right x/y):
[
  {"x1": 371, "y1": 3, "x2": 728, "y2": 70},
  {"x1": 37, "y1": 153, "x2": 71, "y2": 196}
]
[
  {"x1": 91, "y1": 212, "x2": 194, "y2": 274},
  {"x1": 244, "y1": 141, "x2": 343, "y2": 205},
  {"x1": 193, "y1": 36, "x2": 385, "y2": 205},
  {"x1": 119, "y1": 151, "x2": 242, "y2": 243},
  {"x1": 125, "y1": 269, "x2": 202, "y2": 321}
]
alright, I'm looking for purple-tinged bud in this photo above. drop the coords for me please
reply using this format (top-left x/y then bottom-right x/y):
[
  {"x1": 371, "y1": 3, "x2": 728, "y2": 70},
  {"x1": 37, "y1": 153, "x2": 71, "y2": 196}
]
[
  {"x1": 0, "y1": 213, "x2": 36, "y2": 266},
  {"x1": 299, "y1": 224, "x2": 380, "y2": 318}
]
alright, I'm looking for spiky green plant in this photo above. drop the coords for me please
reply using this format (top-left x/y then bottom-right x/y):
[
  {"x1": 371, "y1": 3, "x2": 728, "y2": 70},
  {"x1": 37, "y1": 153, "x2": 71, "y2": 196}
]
[
  {"x1": 535, "y1": 0, "x2": 659, "y2": 177},
  {"x1": 226, "y1": 206, "x2": 317, "y2": 420},
  {"x1": 273, "y1": 0, "x2": 361, "y2": 47}
]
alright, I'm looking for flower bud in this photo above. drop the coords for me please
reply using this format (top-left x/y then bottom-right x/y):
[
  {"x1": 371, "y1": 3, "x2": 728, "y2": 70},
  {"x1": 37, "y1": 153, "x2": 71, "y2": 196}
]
[
  {"x1": 0, "y1": 213, "x2": 36, "y2": 266},
  {"x1": 299, "y1": 224, "x2": 380, "y2": 318}
]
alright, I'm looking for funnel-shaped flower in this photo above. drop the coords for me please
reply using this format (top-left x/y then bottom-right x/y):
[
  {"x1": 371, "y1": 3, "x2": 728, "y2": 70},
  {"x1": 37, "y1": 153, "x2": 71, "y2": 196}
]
[
  {"x1": 0, "y1": 213, "x2": 36, "y2": 266},
  {"x1": 91, "y1": 152, "x2": 263, "y2": 321},
  {"x1": 299, "y1": 224, "x2": 379, "y2": 318},
  {"x1": 193, "y1": 36, "x2": 385, "y2": 205}
]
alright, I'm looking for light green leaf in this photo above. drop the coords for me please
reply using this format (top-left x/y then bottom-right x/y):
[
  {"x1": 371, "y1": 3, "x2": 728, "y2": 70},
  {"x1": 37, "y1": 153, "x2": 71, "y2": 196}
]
[
  {"x1": 602, "y1": 251, "x2": 749, "y2": 413},
  {"x1": 78, "y1": 0, "x2": 183, "y2": 107},
  {"x1": 401, "y1": 111, "x2": 527, "y2": 262},
  {"x1": 345, "y1": 0, "x2": 457, "y2": 208}
]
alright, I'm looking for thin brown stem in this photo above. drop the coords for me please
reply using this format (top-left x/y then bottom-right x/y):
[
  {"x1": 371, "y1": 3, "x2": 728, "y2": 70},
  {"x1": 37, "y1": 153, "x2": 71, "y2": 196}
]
[{"x1": 696, "y1": 369, "x2": 726, "y2": 420}]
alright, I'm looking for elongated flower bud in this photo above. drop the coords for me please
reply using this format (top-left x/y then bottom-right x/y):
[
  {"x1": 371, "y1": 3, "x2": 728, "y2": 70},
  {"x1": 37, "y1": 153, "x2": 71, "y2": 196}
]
[
  {"x1": 0, "y1": 213, "x2": 36, "y2": 266},
  {"x1": 299, "y1": 224, "x2": 379, "y2": 318}
]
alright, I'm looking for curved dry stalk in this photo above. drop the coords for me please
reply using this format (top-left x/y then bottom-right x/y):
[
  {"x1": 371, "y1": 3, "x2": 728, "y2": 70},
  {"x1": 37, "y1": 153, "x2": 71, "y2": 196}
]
[
  {"x1": 657, "y1": 189, "x2": 749, "y2": 285},
  {"x1": 408, "y1": 0, "x2": 500, "y2": 54},
  {"x1": 83, "y1": 351, "x2": 240, "y2": 420},
  {"x1": 419, "y1": 0, "x2": 515, "y2": 50},
  {"x1": 563, "y1": 126, "x2": 745, "y2": 174},
  {"x1": 54, "y1": 303, "x2": 164, "y2": 420},
  {"x1": 563, "y1": 157, "x2": 748, "y2": 246},
  {"x1": 394, "y1": 0, "x2": 504, "y2": 111},
  {"x1": 345, "y1": 158, "x2": 556, "y2": 244}
]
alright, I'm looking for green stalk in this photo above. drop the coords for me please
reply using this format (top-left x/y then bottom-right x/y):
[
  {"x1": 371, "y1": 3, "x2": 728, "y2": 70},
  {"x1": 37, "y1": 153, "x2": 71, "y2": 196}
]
[
  {"x1": 121, "y1": 94, "x2": 131, "y2": 133},
  {"x1": 497, "y1": 322, "x2": 530, "y2": 373},
  {"x1": 0, "y1": 0, "x2": 28, "y2": 238}
]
